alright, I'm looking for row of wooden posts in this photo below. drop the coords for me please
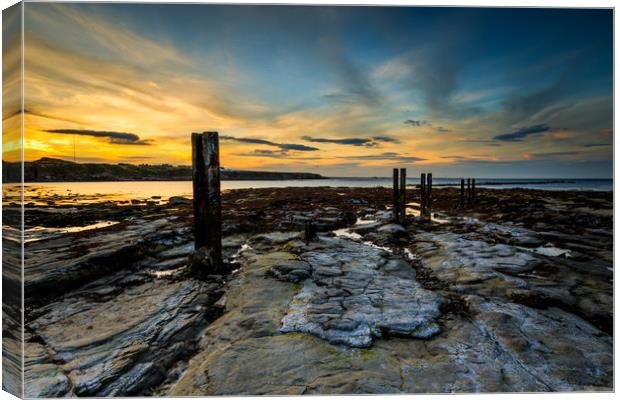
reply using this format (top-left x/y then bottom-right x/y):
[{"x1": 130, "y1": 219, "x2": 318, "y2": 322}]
[
  {"x1": 392, "y1": 171, "x2": 478, "y2": 222},
  {"x1": 460, "y1": 178, "x2": 477, "y2": 208},
  {"x1": 392, "y1": 169, "x2": 435, "y2": 224},
  {"x1": 191, "y1": 131, "x2": 478, "y2": 274}
]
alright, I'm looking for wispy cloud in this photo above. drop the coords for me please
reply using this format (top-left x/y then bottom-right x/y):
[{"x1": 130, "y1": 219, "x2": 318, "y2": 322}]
[
  {"x1": 338, "y1": 152, "x2": 425, "y2": 162},
  {"x1": 235, "y1": 149, "x2": 323, "y2": 159},
  {"x1": 302, "y1": 135, "x2": 400, "y2": 147},
  {"x1": 493, "y1": 124, "x2": 551, "y2": 142},
  {"x1": 373, "y1": 136, "x2": 400, "y2": 143},
  {"x1": 221, "y1": 135, "x2": 319, "y2": 151},
  {"x1": 45, "y1": 129, "x2": 153, "y2": 145},
  {"x1": 320, "y1": 37, "x2": 383, "y2": 107},
  {"x1": 302, "y1": 136, "x2": 373, "y2": 146},
  {"x1": 404, "y1": 119, "x2": 430, "y2": 127},
  {"x1": 458, "y1": 138, "x2": 502, "y2": 147},
  {"x1": 529, "y1": 151, "x2": 580, "y2": 158}
]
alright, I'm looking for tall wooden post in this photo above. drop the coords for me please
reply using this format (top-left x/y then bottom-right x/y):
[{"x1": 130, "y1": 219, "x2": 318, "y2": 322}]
[
  {"x1": 460, "y1": 179, "x2": 465, "y2": 208},
  {"x1": 192, "y1": 132, "x2": 208, "y2": 249},
  {"x1": 399, "y1": 168, "x2": 407, "y2": 224},
  {"x1": 471, "y1": 178, "x2": 476, "y2": 205},
  {"x1": 420, "y1": 173, "x2": 426, "y2": 217},
  {"x1": 426, "y1": 173, "x2": 432, "y2": 218},
  {"x1": 392, "y1": 168, "x2": 400, "y2": 222},
  {"x1": 191, "y1": 131, "x2": 223, "y2": 272},
  {"x1": 467, "y1": 178, "x2": 472, "y2": 205}
]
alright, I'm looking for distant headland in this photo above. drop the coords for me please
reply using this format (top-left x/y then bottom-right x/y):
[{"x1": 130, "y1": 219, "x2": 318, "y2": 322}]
[{"x1": 2, "y1": 157, "x2": 326, "y2": 183}]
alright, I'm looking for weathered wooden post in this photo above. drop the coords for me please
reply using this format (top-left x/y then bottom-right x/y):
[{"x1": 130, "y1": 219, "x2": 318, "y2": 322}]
[
  {"x1": 392, "y1": 168, "x2": 400, "y2": 222},
  {"x1": 466, "y1": 178, "x2": 472, "y2": 205},
  {"x1": 426, "y1": 173, "x2": 432, "y2": 218},
  {"x1": 191, "y1": 131, "x2": 223, "y2": 275},
  {"x1": 420, "y1": 173, "x2": 426, "y2": 217},
  {"x1": 304, "y1": 221, "x2": 317, "y2": 244},
  {"x1": 399, "y1": 168, "x2": 407, "y2": 224},
  {"x1": 460, "y1": 178, "x2": 465, "y2": 208},
  {"x1": 471, "y1": 178, "x2": 476, "y2": 205}
]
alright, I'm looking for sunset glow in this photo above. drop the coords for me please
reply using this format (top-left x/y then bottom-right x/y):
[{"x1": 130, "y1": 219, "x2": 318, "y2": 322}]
[{"x1": 3, "y1": 4, "x2": 613, "y2": 177}]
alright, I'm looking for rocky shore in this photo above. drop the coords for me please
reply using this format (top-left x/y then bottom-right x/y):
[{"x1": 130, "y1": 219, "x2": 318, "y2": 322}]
[{"x1": 12, "y1": 185, "x2": 613, "y2": 396}]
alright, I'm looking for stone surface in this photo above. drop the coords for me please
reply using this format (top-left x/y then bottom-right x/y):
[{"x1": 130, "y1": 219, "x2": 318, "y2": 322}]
[
  {"x1": 20, "y1": 186, "x2": 613, "y2": 396},
  {"x1": 279, "y1": 236, "x2": 443, "y2": 347},
  {"x1": 168, "y1": 229, "x2": 612, "y2": 395},
  {"x1": 24, "y1": 216, "x2": 189, "y2": 296},
  {"x1": 26, "y1": 278, "x2": 221, "y2": 397}
]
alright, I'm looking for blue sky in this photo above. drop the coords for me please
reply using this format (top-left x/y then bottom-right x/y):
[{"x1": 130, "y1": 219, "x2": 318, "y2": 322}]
[{"x1": 16, "y1": 4, "x2": 613, "y2": 177}]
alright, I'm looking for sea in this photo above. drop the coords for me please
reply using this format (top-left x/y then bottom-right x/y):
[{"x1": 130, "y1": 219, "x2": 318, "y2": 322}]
[{"x1": 2, "y1": 178, "x2": 612, "y2": 206}]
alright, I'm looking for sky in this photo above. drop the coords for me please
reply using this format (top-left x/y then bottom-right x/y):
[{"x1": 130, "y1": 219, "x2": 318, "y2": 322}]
[{"x1": 3, "y1": 3, "x2": 613, "y2": 178}]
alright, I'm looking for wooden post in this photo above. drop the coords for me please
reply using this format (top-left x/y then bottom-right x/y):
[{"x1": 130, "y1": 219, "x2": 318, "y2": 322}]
[
  {"x1": 191, "y1": 131, "x2": 223, "y2": 272},
  {"x1": 399, "y1": 168, "x2": 407, "y2": 224},
  {"x1": 471, "y1": 178, "x2": 476, "y2": 205},
  {"x1": 392, "y1": 168, "x2": 400, "y2": 222},
  {"x1": 420, "y1": 173, "x2": 426, "y2": 217},
  {"x1": 460, "y1": 178, "x2": 465, "y2": 208},
  {"x1": 192, "y1": 132, "x2": 208, "y2": 249},
  {"x1": 426, "y1": 173, "x2": 432, "y2": 218},
  {"x1": 304, "y1": 221, "x2": 316, "y2": 244},
  {"x1": 467, "y1": 178, "x2": 471, "y2": 205}
]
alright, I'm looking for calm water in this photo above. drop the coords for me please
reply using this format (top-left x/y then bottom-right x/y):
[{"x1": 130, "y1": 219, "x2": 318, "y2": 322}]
[{"x1": 3, "y1": 178, "x2": 613, "y2": 205}]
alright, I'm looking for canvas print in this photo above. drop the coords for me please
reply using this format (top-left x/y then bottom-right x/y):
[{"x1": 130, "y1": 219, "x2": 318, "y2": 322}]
[{"x1": 1, "y1": 2, "x2": 613, "y2": 397}]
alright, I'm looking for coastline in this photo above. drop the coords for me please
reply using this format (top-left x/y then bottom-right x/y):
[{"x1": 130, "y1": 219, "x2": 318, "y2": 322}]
[{"x1": 10, "y1": 185, "x2": 613, "y2": 395}]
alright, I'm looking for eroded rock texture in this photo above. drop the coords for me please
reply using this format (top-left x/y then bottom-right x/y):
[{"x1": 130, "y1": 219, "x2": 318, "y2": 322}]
[
  {"x1": 26, "y1": 279, "x2": 222, "y2": 397},
  {"x1": 278, "y1": 236, "x2": 443, "y2": 347},
  {"x1": 169, "y1": 224, "x2": 612, "y2": 395},
  {"x1": 21, "y1": 186, "x2": 612, "y2": 396}
]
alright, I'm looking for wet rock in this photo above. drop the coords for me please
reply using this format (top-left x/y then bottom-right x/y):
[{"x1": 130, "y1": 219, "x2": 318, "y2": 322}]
[
  {"x1": 24, "y1": 333, "x2": 74, "y2": 397},
  {"x1": 264, "y1": 252, "x2": 312, "y2": 283},
  {"x1": 26, "y1": 279, "x2": 221, "y2": 397},
  {"x1": 189, "y1": 246, "x2": 229, "y2": 277},
  {"x1": 464, "y1": 295, "x2": 612, "y2": 390},
  {"x1": 279, "y1": 236, "x2": 443, "y2": 347},
  {"x1": 168, "y1": 196, "x2": 191, "y2": 206},
  {"x1": 377, "y1": 223, "x2": 407, "y2": 236},
  {"x1": 25, "y1": 216, "x2": 189, "y2": 299},
  {"x1": 168, "y1": 223, "x2": 612, "y2": 395},
  {"x1": 413, "y1": 231, "x2": 540, "y2": 298}
]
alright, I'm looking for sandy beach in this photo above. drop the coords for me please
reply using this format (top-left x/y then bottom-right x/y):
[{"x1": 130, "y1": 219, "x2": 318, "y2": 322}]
[{"x1": 2, "y1": 185, "x2": 611, "y2": 396}]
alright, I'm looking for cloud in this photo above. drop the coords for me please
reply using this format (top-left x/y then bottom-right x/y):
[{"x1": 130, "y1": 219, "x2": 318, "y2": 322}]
[
  {"x1": 235, "y1": 149, "x2": 324, "y2": 160},
  {"x1": 45, "y1": 129, "x2": 153, "y2": 145},
  {"x1": 302, "y1": 136, "x2": 373, "y2": 146},
  {"x1": 584, "y1": 143, "x2": 611, "y2": 148},
  {"x1": 221, "y1": 135, "x2": 319, "y2": 151},
  {"x1": 458, "y1": 138, "x2": 502, "y2": 147},
  {"x1": 372, "y1": 136, "x2": 400, "y2": 143},
  {"x1": 338, "y1": 152, "x2": 425, "y2": 162},
  {"x1": 320, "y1": 37, "x2": 383, "y2": 107},
  {"x1": 403, "y1": 120, "x2": 451, "y2": 133},
  {"x1": 493, "y1": 124, "x2": 551, "y2": 142},
  {"x1": 301, "y1": 135, "x2": 400, "y2": 147},
  {"x1": 529, "y1": 151, "x2": 580, "y2": 158},
  {"x1": 404, "y1": 119, "x2": 430, "y2": 127}
]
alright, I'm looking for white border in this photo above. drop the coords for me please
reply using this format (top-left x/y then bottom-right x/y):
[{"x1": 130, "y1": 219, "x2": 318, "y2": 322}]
[{"x1": 0, "y1": 1, "x2": 615, "y2": 400}]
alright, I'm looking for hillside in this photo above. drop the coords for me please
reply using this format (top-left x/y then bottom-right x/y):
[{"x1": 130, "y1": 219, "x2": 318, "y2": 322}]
[{"x1": 2, "y1": 158, "x2": 325, "y2": 183}]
